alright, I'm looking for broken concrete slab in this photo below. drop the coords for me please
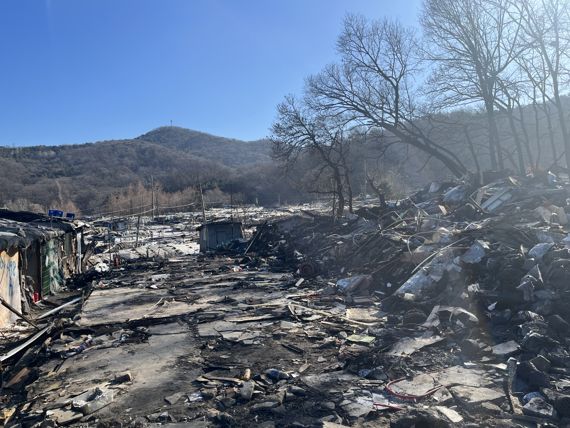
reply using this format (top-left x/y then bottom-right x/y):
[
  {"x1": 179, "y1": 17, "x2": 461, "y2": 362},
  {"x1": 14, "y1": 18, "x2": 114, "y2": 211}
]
[
  {"x1": 434, "y1": 405, "x2": 463, "y2": 423},
  {"x1": 164, "y1": 392, "x2": 185, "y2": 405},
  {"x1": 387, "y1": 332, "x2": 444, "y2": 356},
  {"x1": 523, "y1": 396, "x2": 557, "y2": 419},
  {"x1": 450, "y1": 385, "x2": 504, "y2": 405},
  {"x1": 491, "y1": 340, "x2": 521, "y2": 357}
]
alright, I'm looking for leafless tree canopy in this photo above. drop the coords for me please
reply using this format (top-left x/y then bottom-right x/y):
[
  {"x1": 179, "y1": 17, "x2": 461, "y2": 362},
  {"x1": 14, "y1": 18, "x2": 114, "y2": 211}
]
[{"x1": 271, "y1": 1, "x2": 570, "y2": 204}]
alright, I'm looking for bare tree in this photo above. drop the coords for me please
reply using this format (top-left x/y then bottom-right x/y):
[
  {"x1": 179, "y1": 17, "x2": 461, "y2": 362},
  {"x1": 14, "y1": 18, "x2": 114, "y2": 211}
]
[
  {"x1": 495, "y1": 79, "x2": 530, "y2": 174},
  {"x1": 306, "y1": 15, "x2": 468, "y2": 178},
  {"x1": 508, "y1": 0, "x2": 570, "y2": 168},
  {"x1": 271, "y1": 96, "x2": 355, "y2": 217},
  {"x1": 421, "y1": 0, "x2": 524, "y2": 171}
]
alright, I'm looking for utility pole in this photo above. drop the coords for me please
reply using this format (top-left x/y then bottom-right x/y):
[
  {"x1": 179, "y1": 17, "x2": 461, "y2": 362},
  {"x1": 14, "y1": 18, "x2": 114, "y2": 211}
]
[
  {"x1": 363, "y1": 159, "x2": 367, "y2": 198},
  {"x1": 199, "y1": 179, "x2": 207, "y2": 222},
  {"x1": 230, "y1": 184, "x2": 234, "y2": 221},
  {"x1": 151, "y1": 175, "x2": 155, "y2": 220},
  {"x1": 135, "y1": 214, "x2": 141, "y2": 248}
]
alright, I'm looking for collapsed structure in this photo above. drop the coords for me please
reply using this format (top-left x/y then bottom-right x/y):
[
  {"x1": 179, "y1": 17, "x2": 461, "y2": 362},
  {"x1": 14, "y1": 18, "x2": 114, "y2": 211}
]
[{"x1": 0, "y1": 210, "x2": 85, "y2": 327}]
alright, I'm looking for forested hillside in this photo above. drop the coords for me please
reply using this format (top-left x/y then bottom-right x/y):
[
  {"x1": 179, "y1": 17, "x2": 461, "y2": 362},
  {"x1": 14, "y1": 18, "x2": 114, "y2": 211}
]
[{"x1": 0, "y1": 127, "x2": 280, "y2": 215}]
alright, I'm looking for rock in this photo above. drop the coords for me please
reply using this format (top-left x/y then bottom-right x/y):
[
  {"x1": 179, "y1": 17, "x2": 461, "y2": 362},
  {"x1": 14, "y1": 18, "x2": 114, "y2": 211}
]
[{"x1": 523, "y1": 397, "x2": 556, "y2": 419}]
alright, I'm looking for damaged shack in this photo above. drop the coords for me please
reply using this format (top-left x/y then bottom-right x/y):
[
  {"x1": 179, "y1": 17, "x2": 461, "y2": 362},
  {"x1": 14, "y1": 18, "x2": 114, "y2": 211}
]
[
  {"x1": 197, "y1": 220, "x2": 243, "y2": 252},
  {"x1": 0, "y1": 210, "x2": 85, "y2": 327}
]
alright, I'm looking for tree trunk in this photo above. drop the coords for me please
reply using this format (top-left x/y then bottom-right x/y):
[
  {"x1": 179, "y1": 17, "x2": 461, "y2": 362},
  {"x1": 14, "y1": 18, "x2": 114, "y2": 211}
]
[
  {"x1": 485, "y1": 99, "x2": 503, "y2": 170},
  {"x1": 345, "y1": 172, "x2": 353, "y2": 214},
  {"x1": 553, "y1": 90, "x2": 570, "y2": 169},
  {"x1": 532, "y1": 98, "x2": 542, "y2": 170},
  {"x1": 333, "y1": 169, "x2": 345, "y2": 218},
  {"x1": 464, "y1": 126, "x2": 481, "y2": 184},
  {"x1": 542, "y1": 97, "x2": 557, "y2": 165},
  {"x1": 517, "y1": 103, "x2": 535, "y2": 171},
  {"x1": 506, "y1": 108, "x2": 526, "y2": 175}
]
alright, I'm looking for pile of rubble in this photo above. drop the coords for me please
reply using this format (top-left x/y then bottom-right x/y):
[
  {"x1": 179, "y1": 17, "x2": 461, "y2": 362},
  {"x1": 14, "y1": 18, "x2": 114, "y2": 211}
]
[{"x1": 243, "y1": 173, "x2": 570, "y2": 425}]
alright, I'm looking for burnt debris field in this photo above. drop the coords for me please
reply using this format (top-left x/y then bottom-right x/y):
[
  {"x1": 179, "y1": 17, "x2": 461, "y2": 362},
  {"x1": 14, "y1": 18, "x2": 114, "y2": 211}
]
[{"x1": 3, "y1": 173, "x2": 570, "y2": 427}]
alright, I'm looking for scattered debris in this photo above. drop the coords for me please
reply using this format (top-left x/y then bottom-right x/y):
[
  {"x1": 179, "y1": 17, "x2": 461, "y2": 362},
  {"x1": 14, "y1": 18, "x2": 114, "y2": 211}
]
[{"x1": 4, "y1": 175, "x2": 570, "y2": 426}]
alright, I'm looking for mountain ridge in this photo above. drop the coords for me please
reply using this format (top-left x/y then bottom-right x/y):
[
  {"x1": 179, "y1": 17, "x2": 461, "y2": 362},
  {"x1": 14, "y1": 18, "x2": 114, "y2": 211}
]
[{"x1": 0, "y1": 126, "x2": 275, "y2": 213}]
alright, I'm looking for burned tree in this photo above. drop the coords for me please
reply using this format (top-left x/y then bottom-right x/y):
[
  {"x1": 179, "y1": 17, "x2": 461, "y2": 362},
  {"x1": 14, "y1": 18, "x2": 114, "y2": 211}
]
[
  {"x1": 306, "y1": 15, "x2": 468, "y2": 178},
  {"x1": 271, "y1": 95, "x2": 355, "y2": 217},
  {"x1": 507, "y1": 0, "x2": 570, "y2": 169},
  {"x1": 421, "y1": 0, "x2": 524, "y2": 172}
]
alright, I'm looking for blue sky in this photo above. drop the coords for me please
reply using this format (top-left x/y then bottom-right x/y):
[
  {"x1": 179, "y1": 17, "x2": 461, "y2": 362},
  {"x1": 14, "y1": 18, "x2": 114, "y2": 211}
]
[{"x1": 0, "y1": 0, "x2": 421, "y2": 146}]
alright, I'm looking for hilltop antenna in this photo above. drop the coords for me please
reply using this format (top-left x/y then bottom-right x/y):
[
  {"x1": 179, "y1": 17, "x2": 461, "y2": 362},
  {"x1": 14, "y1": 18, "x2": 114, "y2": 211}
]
[{"x1": 170, "y1": 120, "x2": 173, "y2": 127}]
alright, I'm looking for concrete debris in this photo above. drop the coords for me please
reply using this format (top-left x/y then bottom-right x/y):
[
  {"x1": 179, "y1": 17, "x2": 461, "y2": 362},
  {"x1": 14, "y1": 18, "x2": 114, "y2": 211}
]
[
  {"x1": 434, "y1": 405, "x2": 464, "y2": 423},
  {"x1": 491, "y1": 340, "x2": 521, "y2": 357}
]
